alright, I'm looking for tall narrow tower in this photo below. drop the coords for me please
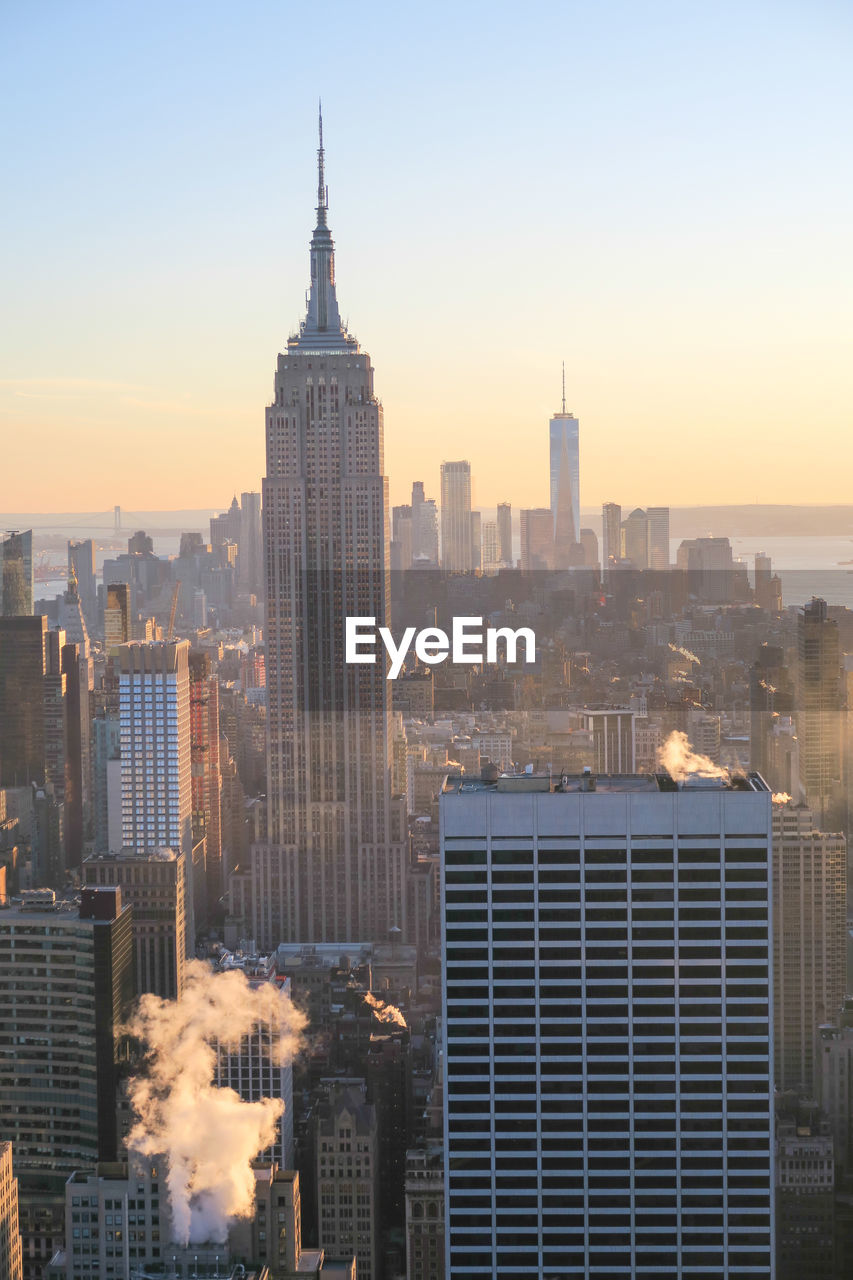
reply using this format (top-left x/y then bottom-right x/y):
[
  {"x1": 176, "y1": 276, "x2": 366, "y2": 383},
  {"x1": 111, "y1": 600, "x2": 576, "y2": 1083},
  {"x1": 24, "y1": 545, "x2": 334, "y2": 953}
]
[
  {"x1": 550, "y1": 365, "x2": 581, "y2": 566},
  {"x1": 263, "y1": 112, "x2": 406, "y2": 942},
  {"x1": 439, "y1": 461, "x2": 473, "y2": 571}
]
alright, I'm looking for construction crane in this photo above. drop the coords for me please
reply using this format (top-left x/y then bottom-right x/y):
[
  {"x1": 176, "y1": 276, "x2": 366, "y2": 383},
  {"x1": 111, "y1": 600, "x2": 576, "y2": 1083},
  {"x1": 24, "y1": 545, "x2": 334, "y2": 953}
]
[{"x1": 167, "y1": 580, "x2": 181, "y2": 641}]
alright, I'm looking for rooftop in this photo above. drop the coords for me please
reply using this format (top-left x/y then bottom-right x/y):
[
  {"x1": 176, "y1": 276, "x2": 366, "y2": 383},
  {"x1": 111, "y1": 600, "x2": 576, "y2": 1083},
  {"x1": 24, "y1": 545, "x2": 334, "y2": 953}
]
[{"x1": 442, "y1": 770, "x2": 769, "y2": 795}]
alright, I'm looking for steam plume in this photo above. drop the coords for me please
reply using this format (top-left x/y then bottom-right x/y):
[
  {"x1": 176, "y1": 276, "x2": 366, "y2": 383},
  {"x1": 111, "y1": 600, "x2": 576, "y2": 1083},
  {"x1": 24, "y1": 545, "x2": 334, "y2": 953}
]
[
  {"x1": 363, "y1": 991, "x2": 408, "y2": 1028},
  {"x1": 668, "y1": 642, "x2": 700, "y2": 665},
  {"x1": 657, "y1": 730, "x2": 728, "y2": 783},
  {"x1": 772, "y1": 792, "x2": 792, "y2": 805},
  {"x1": 149, "y1": 847, "x2": 177, "y2": 861},
  {"x1": 128, "y1": 959, "x2": 306, "y2": 1246}
]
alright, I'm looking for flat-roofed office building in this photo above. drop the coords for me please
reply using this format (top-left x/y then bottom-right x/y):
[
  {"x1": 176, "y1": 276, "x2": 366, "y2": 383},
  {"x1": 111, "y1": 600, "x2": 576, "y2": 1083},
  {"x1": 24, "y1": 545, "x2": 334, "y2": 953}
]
[{"x1": 440, "y1": 770, "x2": 774, "y2": 1278}]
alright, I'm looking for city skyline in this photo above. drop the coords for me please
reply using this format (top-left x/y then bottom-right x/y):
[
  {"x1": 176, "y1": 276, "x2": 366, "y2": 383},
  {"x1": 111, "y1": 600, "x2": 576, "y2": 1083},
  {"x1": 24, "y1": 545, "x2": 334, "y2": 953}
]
[{"x1": 3, "y1": 2, "x2": 853, "y2": 511}]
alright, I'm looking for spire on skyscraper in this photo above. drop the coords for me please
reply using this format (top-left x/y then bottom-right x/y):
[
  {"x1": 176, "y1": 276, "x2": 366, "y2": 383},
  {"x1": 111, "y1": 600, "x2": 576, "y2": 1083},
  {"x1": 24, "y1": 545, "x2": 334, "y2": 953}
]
[
  {"x1": 316, "y1": 100, "x2": 328, "y2": 229},
  {"x1": 562, "y1": 361, "x2": 566, "y2": 414},
  {"x1": 290, "y1": 107, "x2": 355, "y2": 351}
]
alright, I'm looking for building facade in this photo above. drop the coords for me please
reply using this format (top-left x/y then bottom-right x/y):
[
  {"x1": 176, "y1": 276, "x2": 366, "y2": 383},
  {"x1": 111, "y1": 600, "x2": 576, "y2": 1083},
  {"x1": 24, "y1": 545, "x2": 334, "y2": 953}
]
[
  {"x1": 0, "y1": 889, "x2": 134, "y2": 1278},
  {"x1": 796, "y1": 597, "x2": 843, "y2": 829},
  {"x1": 239, "y1": 490, "x2": 264, "y2": 599},
  {"x1": 440, "y1": 462, "x2": 473, "y2": 572},
  {"x1": 0, "y1": 615, "x2": 50, "y2": 789},
  {"x1": 440, "y1": 771, "x2": 774, "y2": 1278},
  {"x1": 67, "y1": 539, "x2": 97, "y2": 629},
  {"x1": 0, "y1": 1142, "x2": 22, "y2": 1280},
  {"x1": 519, "y1": 508, "x2": 552, "y2": 573},
  {"x1": 114, "y1": 641, "x2": 192, "y2": 860},
  {"x1": 601, "y1": 501, "x2": 622, "y2": 575},
  {"x1": 316, "y1": 1083, "x2": 379, "y2": 1280},
  {"x1": 550, "y1": 400, "x2": 580, "y2": 561},
  {"x1": 405, "y1": 1145, "x2": 444, "y2": 1280},
  {"x1": 103, "y1": 583, "x2": 130, "y2": 648},
  {"x1": 215, "y1": 956, "x2": 296, "y2": 1168},
  {"x1": 772, "y1": 802, "x2": 846, "y2": 1092},
  {"x1": 496, "y1": 502, "x2": 512, "y2": 566},
  {"x1": 816, "y1": 1001, "x2": 853, "y2": 1183},
  {"x1": 189, "y1": 649, "x2": 222, "y2": 918},
  {"x1": 647, "y1": 506, "x2": 670, "y2": 571},
  {"x1": 580, "y1": 708, "x2": 636, "y2": 773},
  {"x1": 1, "y1": 530, "x2": 33, "y2": 616},
  {"x1": 775, "y1": 1112, "x2": 835, "y2": 1280},
  {"x1": 83, "y1": 850, "x2": 187, "y2": 999}
]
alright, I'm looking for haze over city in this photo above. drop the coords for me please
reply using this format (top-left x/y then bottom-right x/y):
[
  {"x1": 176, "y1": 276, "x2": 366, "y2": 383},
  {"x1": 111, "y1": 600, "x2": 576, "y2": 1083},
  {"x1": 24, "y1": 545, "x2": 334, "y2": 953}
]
[
  {"x1": 4, "y1": 5, "x2": 853, "y2": 1280},
  {"x1": 3, "y1": 0, "x2": 852, "y2": 511}
]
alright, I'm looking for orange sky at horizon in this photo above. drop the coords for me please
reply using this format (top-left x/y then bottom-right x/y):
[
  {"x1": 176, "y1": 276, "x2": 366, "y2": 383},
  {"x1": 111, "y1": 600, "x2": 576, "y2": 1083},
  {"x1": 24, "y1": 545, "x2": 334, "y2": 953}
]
[{"x1": 3, "y1": 3, "x2": 852, "y2": 514}]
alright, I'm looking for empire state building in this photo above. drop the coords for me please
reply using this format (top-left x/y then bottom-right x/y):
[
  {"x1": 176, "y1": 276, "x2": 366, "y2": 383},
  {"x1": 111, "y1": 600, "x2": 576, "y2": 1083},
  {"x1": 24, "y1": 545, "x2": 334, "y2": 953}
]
[{"x1": 261, "y1": 114, "x2": 407, "y2": 943}]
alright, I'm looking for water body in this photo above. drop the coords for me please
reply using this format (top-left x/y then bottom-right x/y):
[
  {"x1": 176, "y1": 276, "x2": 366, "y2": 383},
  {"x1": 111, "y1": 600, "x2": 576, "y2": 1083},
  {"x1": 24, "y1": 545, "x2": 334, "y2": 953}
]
[{"x1": 698, "y1": 536, "x2": 853, "y2": 609}]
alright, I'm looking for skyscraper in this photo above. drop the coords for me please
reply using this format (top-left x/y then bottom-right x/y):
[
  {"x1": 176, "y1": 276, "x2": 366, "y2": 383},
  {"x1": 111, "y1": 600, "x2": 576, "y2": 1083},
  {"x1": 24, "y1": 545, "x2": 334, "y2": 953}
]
[
  {"x1": 83, "y1": 849, "x2": 187, "y2": 999},
  {"x1": 189, "y1": 649, "x2": 222, "y2": 916},
  {"x1": 481, "y1": 519, "x2": 499, "y2": 573},
  {"x1": 0, "y1": 615, "x2": 50, "y2": 789},
  {"x1": 68, "y1": 538, "x2": 97, "y2": 629},
  {"x1": 239, "y1": 490, "x2": 264, "y2": 599},
  {"x1": 210, "y1": 495, "x2": 241, "y2": 550},
  {"x1": 601, "y1": 501, "x2": 622, "y2": 574},
  {"x1": 441, "y1": 769, "x2": 774, "y2": 1278},
  {"x1": 411, "y1": 481, "x2": 439, "y2": 566},
  {"x1": 754, "y1": 551, "x2": 776, "y2": 611},
  {"x1": 549, "y1": 370, "x2": 580, "y2": 559},
  {"x1": 772, "y1": 801, "x2": 846, "y2": 1092},
  {"x1": 749, "y1": 644, "x2": 794, "y2": 788},
  {"x1": 519, "y1": 507, "x2": 552, "y2": 571},
  {"x1": 0, "y1": 530, "x2": 33, "y2": 616},
  {"x1": 676, "y1": 536, "x2": 735, "y2": 603},
  {"x1": 391, "y1": 503, "x2": 414, "y2": 570},
  {"x1": 621, "y1": 507, "x2": 649, "y2": 569},
  {"x1": 496, "y1": 502, "x2": 512, "y2": 566},
  {"x1": 440, "y1": 461, "x2": 473, "y2": 571},
  {"x1": 470, "y1": 508, "x2": 482, "y2": 572},
  {"x1": 0, "y1": 887, "x2": 134, "y2": 1277},
  {"x1": 647, "y1": 505, "x2": 670, "y2": 570},
  {"x1": 113, "y1": 641, "x2": 192, "y2": 862},
  {"x1": 103, "y1": 582, "x2": 130, "y2": 646},
  {"x1": 262, "y1": 112, "x2": 406, "y2": 942},
  {"x1": 0, "y1": 616, "x2": 79, "y2": 884},
  {"x1": 796, "y1": 597, "x2": 843, "y2": 828}
]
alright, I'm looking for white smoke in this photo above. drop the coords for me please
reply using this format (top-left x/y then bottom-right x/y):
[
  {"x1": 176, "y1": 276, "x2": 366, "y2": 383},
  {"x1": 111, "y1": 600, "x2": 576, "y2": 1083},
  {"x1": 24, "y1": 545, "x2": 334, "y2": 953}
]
[
  {"x1": 149, "y1": 847, "x2": 177, "y2": 861},
  {"x1": 128, "y1": 959, "x2": 306, "y2": 1246},
  {"x1": 363, "y1": 991, "x2": 408, "y2": 1028},
  {"x1": 668, "y1": 642, "x2": 700, "y2": 666},
  {"x1": 657, "y1": 730, "x2": 728, "y2": 783}
]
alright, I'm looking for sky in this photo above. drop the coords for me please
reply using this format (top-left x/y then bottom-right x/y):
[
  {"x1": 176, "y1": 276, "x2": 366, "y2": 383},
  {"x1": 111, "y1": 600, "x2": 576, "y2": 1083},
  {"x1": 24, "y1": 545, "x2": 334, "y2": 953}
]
[{"x1": 1, "y1": 0, "x2": 852, "y2": 513}]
